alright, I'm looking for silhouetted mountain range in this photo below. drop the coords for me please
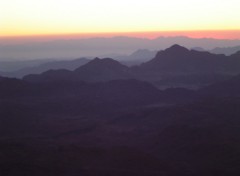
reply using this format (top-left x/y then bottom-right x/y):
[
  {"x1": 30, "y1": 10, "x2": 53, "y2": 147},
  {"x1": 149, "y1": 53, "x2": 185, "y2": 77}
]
[
  {"x1": 2, "y1": 36, "x2": 240, "y2": 60},
  {"x1": 3, "y1": 43, "x2": 240, "y2": 175},
  {"x1": 210, "y1": 45, "x2": 240, "y2": 55},
  {"x1": 0, "y1": 57, "x2": 90, "y2": 78},
  {"x1": 0, "y1": 50, "x2": 155, "y2": 77},
  {"x1": 192, "y1": 45, "x2": 240, "y2": 56},
  {"x1": 115, "y1": 49, "x2": 157, "y2": 66},
  {"x1": 19, "y1": 44, "x2": 240, "y2": 89},
  {"x1": 2, "y1": 44, "x2": 240, "y2": 84},
  {"x1": 138, "y1": 44, "x2": 229, "y2": 73},
  {"x1": 0, "y1": 59, "x2": 54, "y2": 71},
  {"x1": 24, "y1": 58, "x2": 133, "y2": 83},
  {"x1": 191, "y1": 47, "x2": 205, "y2": 52},
  {"x1": 128, "y1": 45, "x2": 240, "y2": 88}
]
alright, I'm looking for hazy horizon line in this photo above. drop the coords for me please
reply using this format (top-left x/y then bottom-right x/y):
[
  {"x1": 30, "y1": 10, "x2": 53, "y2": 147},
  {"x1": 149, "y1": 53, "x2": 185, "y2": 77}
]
[{"x1": 1, "y1": 30, "x2": 240, "y2": 43}]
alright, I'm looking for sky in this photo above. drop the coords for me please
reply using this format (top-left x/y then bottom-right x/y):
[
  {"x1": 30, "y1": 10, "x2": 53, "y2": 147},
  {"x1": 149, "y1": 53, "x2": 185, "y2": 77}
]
[{"x1": 1, "y1": 0, "x2": 240, "y2": 39}]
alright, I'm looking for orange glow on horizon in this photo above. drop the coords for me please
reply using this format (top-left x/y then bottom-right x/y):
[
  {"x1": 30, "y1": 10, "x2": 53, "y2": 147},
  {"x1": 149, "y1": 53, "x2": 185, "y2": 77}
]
[{"x1": 1, "y1": 30, "x2": 240, "y2": 45}]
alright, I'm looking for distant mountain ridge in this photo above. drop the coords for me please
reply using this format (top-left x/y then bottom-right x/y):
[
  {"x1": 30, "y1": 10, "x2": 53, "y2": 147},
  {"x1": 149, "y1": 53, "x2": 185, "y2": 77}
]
[
  {"x1": 137, "y1": 44, "x2": 240, "y2": 73},
  {"x1": 24, "y1": 58, "x2": 133, "y2": 83},
  {"x1": 210, "y1": 45, "x2": 240, "y2": 56},
  {"x1": 22, "y1": 44, "x2": 240, "y2": 88},
  {"x1": 0, "y1": 58, "x2": 90, "y2": 78},
  {"x1": 115, "y1": 49, "x2": 157, "y2": 66},
  {"x1": 191, "y1": 45, "x2": 240, "y2": 56},
  {"x1": 2, "y1": 36, "x2": 240, "y2": 60},
  {"x1": 2, "y1": 44, "x2": 239, "y2": 75}
]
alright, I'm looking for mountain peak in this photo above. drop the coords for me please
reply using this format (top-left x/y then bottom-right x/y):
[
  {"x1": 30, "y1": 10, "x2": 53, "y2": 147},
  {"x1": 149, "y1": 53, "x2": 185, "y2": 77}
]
[
  {"x1": 153, "y1": 44, "x2": 189, "y2": 59},
  {"x1": 93, "y1": 57, "x2": 101, "y2": 61},
  {"x1": 73, "y1": 58, "x2": 131, "y2": 82},
  {"x1": 85, "y1": 57, "x2": 124, "y2": 67},
  {"x1": 165, "y1": 44, "x2": 189, "y2": 53}
]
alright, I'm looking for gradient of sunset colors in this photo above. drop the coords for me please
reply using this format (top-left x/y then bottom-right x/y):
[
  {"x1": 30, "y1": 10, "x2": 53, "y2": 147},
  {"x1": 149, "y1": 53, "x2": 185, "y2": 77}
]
[{"x1": 1, "y1": 0, "x2": 240, "y2": 39}]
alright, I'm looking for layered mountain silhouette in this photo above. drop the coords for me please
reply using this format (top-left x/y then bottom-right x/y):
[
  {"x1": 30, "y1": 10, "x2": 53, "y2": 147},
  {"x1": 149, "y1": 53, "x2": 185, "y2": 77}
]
[
  {"x1": 23, "y1": 69, "x2": 74, "y2": 83},
  {"x1": 191, "y1": 47, "x2": 205, "y2": 52},
  {"x1": 0, "y1": 57, "x2": 90, "y2": 78},
  {"x1": 127, "y1": 44, "x2": 240, "y2": 88},
  {"x1": 210, "y1": 45, "x2": 240, "y2": 55},
  {"x1": 24, "y1": 58, "x2": 133, "y2": 83},
  {"x1": 2, "y1": 36, "x2": 240, "y2": 60},
  {"x1": 115, "y1": 49, "x2": 157, "y2": 66},
  {"x1": 138, "y1": 44, "x2": 227, "y2": 73},
  {"x1": 21, "y1": 45, "x2": 240, "y2": 89}
]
